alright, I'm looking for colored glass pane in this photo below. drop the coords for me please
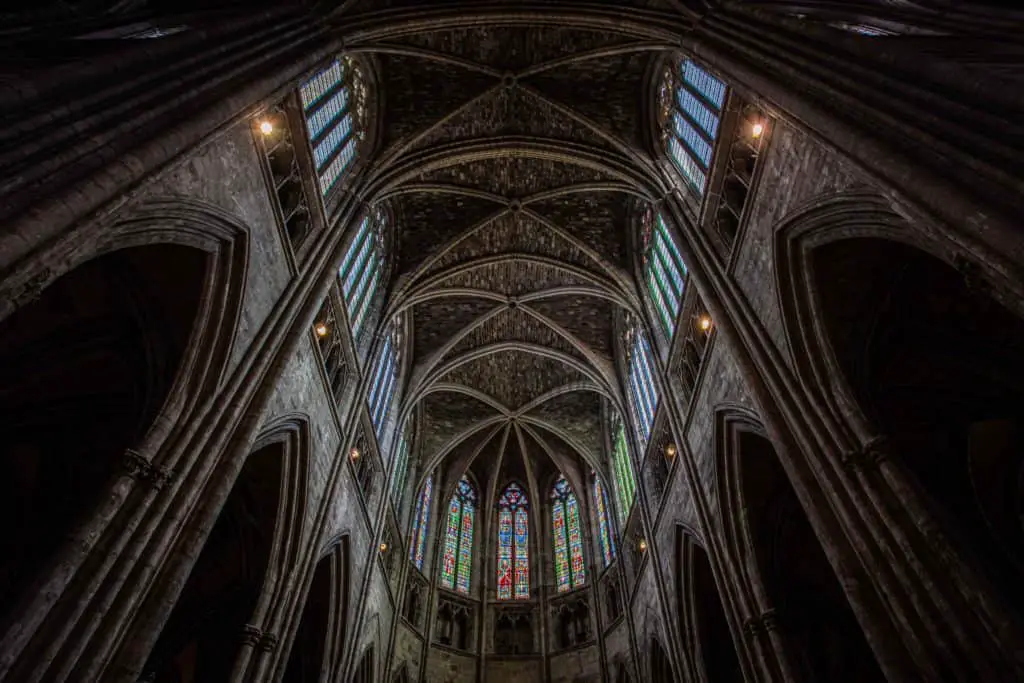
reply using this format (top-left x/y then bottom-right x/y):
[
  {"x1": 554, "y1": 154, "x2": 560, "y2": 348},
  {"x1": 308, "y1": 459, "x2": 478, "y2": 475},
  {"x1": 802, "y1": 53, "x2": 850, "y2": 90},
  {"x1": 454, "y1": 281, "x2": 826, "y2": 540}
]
[
  {"x1": 410, "y1": 474, "x2": 432, "y2": 569},
  {"x1": 666, "y1": 59, "x2": 725, "y2": 197},
  {"x1": 593, "y1": 476, "x2": 616, "y2": 566},
  {"x1": 611, "y1": 425, "x2": 635, "y2": 525},
  {"x1": 552, "y1": 476, "x2": 585, "y2": 592},
  {"x1": 440, "y1": 476, "x2": 475, "y2": 594},
  {"x1": 497, "y1": 483, "x2": 529, "y2": 600}
]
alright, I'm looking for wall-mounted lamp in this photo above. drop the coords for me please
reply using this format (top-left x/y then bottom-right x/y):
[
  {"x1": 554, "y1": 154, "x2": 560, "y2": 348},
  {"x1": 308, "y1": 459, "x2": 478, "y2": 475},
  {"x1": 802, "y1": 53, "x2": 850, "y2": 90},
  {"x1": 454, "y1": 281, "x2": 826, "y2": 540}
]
[{"x1": 259, "y1": 120, "x2": 274, "y2": 136}]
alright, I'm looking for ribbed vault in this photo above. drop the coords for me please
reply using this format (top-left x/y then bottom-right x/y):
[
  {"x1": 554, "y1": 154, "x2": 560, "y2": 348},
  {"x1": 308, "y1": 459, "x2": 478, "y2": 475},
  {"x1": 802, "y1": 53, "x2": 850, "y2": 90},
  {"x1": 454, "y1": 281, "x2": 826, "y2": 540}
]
[{"x1": 361, "y1": 16, "x2": 667, "y2": 493}]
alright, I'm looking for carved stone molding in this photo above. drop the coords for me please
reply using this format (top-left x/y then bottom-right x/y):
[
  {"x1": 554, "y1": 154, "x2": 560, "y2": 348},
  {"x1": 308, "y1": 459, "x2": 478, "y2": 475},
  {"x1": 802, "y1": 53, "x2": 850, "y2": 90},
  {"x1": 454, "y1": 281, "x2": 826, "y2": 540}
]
[
  {"x1": 11, "y1": 267, "x2": 51, "y2": 309},
  {"x1": 258, "y1": 633, "x2": 279, "y2": 652},
  {"x1": 743, "y1": 608, "x2": 779, "y2": 638},
  {"x1": 840, "y1": 436, "x2": 891, "y2": 473},
  {"x1": 123, "y1": 449, "x2": 173, "y2": 489},
  {"x1": 240, "y1": 624, "x2": 263, "y2": 647}
]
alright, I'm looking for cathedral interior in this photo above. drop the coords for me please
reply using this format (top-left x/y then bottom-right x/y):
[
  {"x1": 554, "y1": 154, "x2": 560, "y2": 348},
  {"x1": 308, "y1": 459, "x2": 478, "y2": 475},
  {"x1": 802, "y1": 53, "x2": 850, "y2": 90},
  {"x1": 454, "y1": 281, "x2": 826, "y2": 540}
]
[{"x1": 0, "y1": 1, "x2": 1022, "y2": 681}]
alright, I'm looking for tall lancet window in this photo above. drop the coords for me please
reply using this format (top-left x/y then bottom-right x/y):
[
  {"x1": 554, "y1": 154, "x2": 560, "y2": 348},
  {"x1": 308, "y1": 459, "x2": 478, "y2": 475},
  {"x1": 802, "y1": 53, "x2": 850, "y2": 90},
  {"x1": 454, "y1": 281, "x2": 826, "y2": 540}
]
[
  {"x1": 367, "y1": 322, "x2": 400, "y2": 439},
  {"x1": 641, "y1": 209, "x2": 688, "y2": 341},
  {"x1": 659, "y1": 57, "x2": 726, "y2": 195},
  {"x1": 300, "y1": 55, "x2": 366, "y2": 196},
  {"x1": 592, "y1": 474, "x2": 616, "y2": 567},
  {"x1": 497, "y1": 483, "x2": 530, "y2": 600},
  {"x1": 551, "y1": 476, "x2": 586, "y2": 592},
  {"x1": 626, "y1": 326, "x2": 659, "y2": 447},
  {"x1": 611, "y1": 423, "x2": 636, "y2": 526},
  {"x1": 391, "y1": 431, "x2": 410, "y2": 507},
  {"x1": 409, "y1": 473, "x2": 433, "y2": 570},
  {"x1": 338, "y1": 207, "x2": 386, "y2": 341},
  {"x1": 440, "y1": 477, "x2": 476, "y2": 594}
]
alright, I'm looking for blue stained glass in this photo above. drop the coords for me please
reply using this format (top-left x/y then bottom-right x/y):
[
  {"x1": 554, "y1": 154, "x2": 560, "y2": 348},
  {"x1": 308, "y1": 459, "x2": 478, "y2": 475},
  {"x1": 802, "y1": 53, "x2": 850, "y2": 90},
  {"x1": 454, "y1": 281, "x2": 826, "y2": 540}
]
[
  {"x1": 306, "y1": 87, "x2": 349, "y2": 140},
  {"x1": 674, "y1": 112, "x2": 713, "y2": 167},
  {"x1": 669, "y1": 137, "x2": 706, "y2": 193},
  {"x1": 313, "y1": 113, "x2": 353, "y2": 168},
  {"x1": 682, "y1": 60, "x2": 726, "y2": 109},
  {"x1": 319, "y1": 137, "x2": 357, "y2": 194},
  {"x1": 301, "y1": 60, "x2": 343, "y2": 110},
  {"x1": 677, "y1": 88, "x2": 719, "y2": 138},
  {"x1": 552, "y1": 476, "x2": 585, "y2": 592}
]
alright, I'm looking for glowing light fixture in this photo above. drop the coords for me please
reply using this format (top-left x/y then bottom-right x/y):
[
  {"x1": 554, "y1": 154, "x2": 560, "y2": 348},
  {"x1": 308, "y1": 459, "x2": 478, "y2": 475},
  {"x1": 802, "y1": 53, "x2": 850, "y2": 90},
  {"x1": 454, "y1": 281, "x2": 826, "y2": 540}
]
[
  {"x1": 350, "y1": 447, "x2": 360, "y2": 461},
  {"x1": 751, "y1": 121, "x2": 764, "y2": 139},
  {"x1": 315, "y1": 322, "x2": 329, "y2": 337},
  {"x1": 259, "y1": 120, "x2": 274, "y2": 136},
  {"x1": 699, "y1": 315, "x2": 712, "y2": 332}
]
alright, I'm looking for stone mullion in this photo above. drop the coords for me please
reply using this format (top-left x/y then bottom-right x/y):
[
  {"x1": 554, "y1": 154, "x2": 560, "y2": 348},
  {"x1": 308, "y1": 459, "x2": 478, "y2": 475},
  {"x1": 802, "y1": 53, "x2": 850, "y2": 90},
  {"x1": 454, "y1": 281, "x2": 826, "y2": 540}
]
[
  {"x1": 663, "y1": 171, "x2": 1024, "y2": 681},
  {"x1": 686, "y1": 4, "x2": 1024, "y2": 302}
]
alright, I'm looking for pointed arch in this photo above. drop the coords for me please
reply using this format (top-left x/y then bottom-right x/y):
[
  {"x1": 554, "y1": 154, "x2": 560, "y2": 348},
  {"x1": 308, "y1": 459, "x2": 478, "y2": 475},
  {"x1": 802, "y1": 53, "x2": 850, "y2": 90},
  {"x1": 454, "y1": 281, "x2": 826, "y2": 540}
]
[{"x1": 551, "y1": 475, "x2": 586, "y2": 592}]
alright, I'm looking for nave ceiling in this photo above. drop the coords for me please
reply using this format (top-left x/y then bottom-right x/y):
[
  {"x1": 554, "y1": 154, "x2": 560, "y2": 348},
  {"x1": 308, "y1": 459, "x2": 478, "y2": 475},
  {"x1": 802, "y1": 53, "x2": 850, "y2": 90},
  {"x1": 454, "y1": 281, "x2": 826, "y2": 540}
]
[{"x1": 349, "y1": 15, "x2": 674, "y2": 500}]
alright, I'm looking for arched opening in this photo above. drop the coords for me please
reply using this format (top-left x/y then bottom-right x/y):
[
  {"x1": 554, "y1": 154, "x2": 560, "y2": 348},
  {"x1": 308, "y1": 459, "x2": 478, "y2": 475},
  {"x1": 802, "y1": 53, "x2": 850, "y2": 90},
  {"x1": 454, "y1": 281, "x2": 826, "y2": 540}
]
[
  {"x1": 649, "y1": 637, "x2": 676, "y2": 682},
  {"x1": 141, "y1": 440, "x2": 285, "y2": 682},
  {"x1": 0, "y1": 245, "x2": 205, "y2": 624},
  {"x1": 739, "y1": 428, "x2": 884, "y2": 682},
  {"x1": 814, "y1": 237, "x2": 1024, "y2": 617},
  {"x1": 678, "y1": 533, "x2": 742, "y2": 683},
  {"x1": 283, "y1": 552, "x2": 333, "y2": 682}
]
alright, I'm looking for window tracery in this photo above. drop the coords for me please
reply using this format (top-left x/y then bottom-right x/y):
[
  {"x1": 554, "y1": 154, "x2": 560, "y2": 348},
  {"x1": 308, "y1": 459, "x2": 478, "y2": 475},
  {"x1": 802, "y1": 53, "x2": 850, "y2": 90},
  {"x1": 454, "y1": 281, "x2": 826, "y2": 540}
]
[
  {"x1": 551, "y1": 476, "x2": 586, "y2": 592},
  {"x1": 659, "y1": 58, "x2": 727, "y2": 195},
  {"x1": 497, "y1": 482, "x2": 530, "y2": 600},
  {"x1": 610, "y1": 422, "x2": 636, "y2": 526},
  {"x1": 441, "y1": 477, "x2": 476, "y2": 594}
]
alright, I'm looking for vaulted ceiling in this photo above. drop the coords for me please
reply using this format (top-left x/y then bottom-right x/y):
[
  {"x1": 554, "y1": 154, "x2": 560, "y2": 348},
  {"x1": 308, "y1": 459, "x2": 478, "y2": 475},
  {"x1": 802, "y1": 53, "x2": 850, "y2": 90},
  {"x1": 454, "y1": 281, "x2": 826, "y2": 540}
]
[{"x1": 351, "y1": 13, "x2": 675, "y2": 500}]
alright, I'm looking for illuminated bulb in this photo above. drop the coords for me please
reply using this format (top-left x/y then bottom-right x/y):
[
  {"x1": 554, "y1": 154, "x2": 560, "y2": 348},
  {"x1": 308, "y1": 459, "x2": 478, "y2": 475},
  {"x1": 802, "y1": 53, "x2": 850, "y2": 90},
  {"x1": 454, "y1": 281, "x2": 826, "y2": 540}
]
[
  {"x1": 751, "y1": 122, "x2": 764, "y2": 139},
  {"x1": 379, "y1": 542, "x2": 388, "y2": 553},
  {"x1": 350, "y1": 447, "x2": 360, "y2": 461},
  {"x1": 665, "y1": 443, "x2": 677, "y2": 459},
  {"x1": 259, "y1": 120, "x2": 274, "y2": 136},
  {"x1": 638, "y1": 538, "x2": 648, "y2": 553},
  {"x1": 315, "y1": 322, "x2": 329, "y2": 337},
  {"x1": 698, "y1": 315, "x2": 712, "y2": 332}
]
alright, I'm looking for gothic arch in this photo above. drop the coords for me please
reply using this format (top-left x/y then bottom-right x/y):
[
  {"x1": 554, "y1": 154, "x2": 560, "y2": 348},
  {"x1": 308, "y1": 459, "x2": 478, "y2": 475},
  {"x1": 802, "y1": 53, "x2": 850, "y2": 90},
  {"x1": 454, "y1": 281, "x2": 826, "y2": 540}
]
[
  {"x1": 0, "y1": 230, "x2": 238, "y2": 635},
  {"x1": 139, "y1": 416, "x2": 311, "y2": 682},
  {"x1": 777, "y1": 206, "x2": 1024, "y2": 622},
  {"x1": 714, "y1": 405, "x2": 884, "y2": 682},
  {"x1": 675, "y1": 527, "x2": 743, "y2": 683},
  {"x1": 281, "y1": 535, "x2": 350, "y2": 683}
]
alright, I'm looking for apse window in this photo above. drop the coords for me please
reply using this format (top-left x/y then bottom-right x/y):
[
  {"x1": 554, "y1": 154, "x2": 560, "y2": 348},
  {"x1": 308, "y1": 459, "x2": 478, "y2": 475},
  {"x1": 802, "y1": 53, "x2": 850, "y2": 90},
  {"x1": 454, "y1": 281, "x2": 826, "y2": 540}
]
[
  {"x1": 300, "y1": 56, "x2": 365, "y2": 196},
  {"x1": 551, "y1": 476, "x2": 586, "y2": 592},
  {"x1": 497, "y1": 483, "x2": 530, "y2": 600},
  {"x1": 662, "y1": 58, "x2": 727, "y2": 195},
  {"x1": 441, "y1": 477, "x2": 476, "y2": 594}
]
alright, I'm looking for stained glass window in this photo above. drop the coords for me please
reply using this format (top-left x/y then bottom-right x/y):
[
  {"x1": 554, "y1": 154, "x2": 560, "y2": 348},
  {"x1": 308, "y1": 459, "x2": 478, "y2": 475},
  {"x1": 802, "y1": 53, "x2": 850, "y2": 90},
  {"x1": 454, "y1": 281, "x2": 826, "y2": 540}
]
[
  {"x1": 611, "y1": 423, "x2": 636, "y2": 526},
  {"x1": 551, "y1": 476, "x2": 586, "y2": 592},
  {"x1": 300, "y1": 56, "x2": 364, "y2": 196},
  {"x1": 497, "y1": 483, "x2": 530, "y2": 600},
  {"x1": 626, "y1": 327, "x2": 659, "y2": 447},
  {"x1": 641, "y1": 209, "x2": 688, "y2": 342},
  {"x1": 338, "y1": 207, "x2": 386, "y2": 341},
  {"x1": 409, "y1": 474, "x2": 432, "y2": 570},
  {"x1": 391, "y1": 431, "x2": 410, "y2": 508},
  {"x1": 440, "y1": 477, "x2": 476, "y2": 594},
  {"x1": 662, "y1": 58, "x2": 726, "y2": 195},
  {"x1": 367, "y1": 320, "x2": 401, "y2": 439},
  {"x1": 592, "y1": 475, "x2": 616, "y2": 567}
]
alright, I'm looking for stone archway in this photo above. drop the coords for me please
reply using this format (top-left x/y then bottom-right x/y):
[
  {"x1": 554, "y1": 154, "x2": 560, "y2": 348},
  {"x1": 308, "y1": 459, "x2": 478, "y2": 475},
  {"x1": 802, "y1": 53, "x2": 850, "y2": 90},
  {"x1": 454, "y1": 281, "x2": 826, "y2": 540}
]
[
  {"x1": 0, "y1": 243, "x2": 206, "y2": 627},
  {"x1": 676, "y1": 530, "x2": 742, "y2": 683},
  {"x1": 812, "y1": 236, "x2": 1024, "y2": 618}
]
